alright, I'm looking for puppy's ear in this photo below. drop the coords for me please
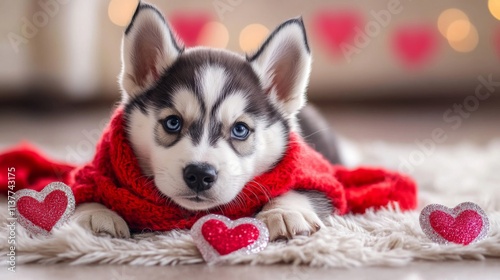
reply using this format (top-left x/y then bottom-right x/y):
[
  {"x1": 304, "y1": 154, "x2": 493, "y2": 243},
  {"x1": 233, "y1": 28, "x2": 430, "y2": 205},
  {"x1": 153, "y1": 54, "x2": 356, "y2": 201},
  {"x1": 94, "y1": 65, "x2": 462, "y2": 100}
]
[
  {"x1": 248, "y1": 18, "x2": 312, "y2": 117},
  {"x1": 119, "y1": 3, "x2": 183, "y2": 100}
]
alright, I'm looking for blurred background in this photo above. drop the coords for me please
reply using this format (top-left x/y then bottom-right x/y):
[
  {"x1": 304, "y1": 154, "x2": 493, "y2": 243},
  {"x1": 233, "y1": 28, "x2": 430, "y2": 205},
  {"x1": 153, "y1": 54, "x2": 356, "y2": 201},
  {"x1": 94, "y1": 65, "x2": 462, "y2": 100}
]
[{"x1": 0, "y1": 0, "x2": 499, "y2": 162}]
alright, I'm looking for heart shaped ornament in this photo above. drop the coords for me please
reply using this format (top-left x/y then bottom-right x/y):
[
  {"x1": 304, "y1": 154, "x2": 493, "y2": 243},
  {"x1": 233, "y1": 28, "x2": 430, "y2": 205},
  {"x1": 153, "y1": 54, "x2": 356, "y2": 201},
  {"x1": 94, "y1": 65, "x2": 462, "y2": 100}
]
[
  {"x1": 169, "y1": 12, "x2": 213, "y2": 47},
  {"x1": 419, "y1": 202, "x2": 489, "y2": 245},
  {"x1": 191, "y1": 214, "x2": 269, "y2": 263},
  {"x1": 16, "y1": 182, "x2": 75, "y2": 236},
  {"x1": 392, "y1": 25, "x2": 438, "y2": 69},
  {"x1": 312, "y1": 10, "x2": 364, "y2": 57}
]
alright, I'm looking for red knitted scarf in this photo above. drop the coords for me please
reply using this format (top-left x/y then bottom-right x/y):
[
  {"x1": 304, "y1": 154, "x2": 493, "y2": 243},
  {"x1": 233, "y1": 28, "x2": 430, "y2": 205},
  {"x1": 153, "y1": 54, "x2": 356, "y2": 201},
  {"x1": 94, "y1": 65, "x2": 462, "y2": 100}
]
[{"x1": 0, "y1": 108, "x2": 417, "y2": 232}]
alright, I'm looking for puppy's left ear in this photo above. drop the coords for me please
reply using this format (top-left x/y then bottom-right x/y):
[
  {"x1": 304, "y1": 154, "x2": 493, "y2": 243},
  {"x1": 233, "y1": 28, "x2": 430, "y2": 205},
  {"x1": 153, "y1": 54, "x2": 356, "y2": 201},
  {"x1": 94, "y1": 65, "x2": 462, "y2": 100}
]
[
  {"x1": 119, "y1": 3, "x2": 184, "y2": 100},
  {"x1": 248, "y1": 18, "x2": 312, "y2": 117}
]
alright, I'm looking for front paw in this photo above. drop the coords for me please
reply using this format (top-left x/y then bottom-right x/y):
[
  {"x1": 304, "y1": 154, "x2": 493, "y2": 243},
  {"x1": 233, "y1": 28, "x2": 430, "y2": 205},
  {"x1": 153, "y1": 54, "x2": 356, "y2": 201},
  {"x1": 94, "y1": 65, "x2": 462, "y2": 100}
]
[
  {"x1": 73, "y1": 203, "x2": 130, "y2": 238},
  {"x1": 256, "y1": 191, "x2": 326, "y2": 241},
  {"x1": 256, "y1": 208, "x2": 323, "y2": 241}
]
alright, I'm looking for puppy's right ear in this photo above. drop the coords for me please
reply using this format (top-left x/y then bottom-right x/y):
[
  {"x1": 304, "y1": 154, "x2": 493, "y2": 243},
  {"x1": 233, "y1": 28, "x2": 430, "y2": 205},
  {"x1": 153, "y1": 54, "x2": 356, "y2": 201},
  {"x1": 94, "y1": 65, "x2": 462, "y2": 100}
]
[{"x1": 119, "y1": 3, "x2": 183, "y2": 100}]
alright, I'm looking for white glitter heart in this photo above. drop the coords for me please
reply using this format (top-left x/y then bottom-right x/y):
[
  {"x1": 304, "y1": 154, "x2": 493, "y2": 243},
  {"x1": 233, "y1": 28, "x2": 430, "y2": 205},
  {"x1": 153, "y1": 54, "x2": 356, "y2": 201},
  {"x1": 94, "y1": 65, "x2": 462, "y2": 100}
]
[
  {"x1": 190, "y1": 214, "x2": 269, "y2": 263},
  {"x1": 15, "y1": 182, "x2": 75, "y2": 236},
  {"x1": 419, "y1": 202, "x2": 489, "y2": 245}
]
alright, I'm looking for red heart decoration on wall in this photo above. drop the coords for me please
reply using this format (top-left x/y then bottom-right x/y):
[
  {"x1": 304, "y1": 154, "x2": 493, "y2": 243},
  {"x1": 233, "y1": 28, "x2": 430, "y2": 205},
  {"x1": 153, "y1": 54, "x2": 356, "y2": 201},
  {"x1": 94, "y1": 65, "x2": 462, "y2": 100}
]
[
  {"x1": 16, "y1": 182, "x2": 75, "y2": 235},
  {"x1": 191, "y1": 214, "x2": 269, "y2": 262},
  {"x1": 169, "y1": 12, "x2": 213, "y2": 47},
  {"x1": 392, "y1": 25, "x2": 439, "y2": 68},
  {"x1": 312, "y1": 10, "x2": 364, "y2": 57},
  {"x1": 420, "y1": 202, "x2": 489, "y2": 245}
]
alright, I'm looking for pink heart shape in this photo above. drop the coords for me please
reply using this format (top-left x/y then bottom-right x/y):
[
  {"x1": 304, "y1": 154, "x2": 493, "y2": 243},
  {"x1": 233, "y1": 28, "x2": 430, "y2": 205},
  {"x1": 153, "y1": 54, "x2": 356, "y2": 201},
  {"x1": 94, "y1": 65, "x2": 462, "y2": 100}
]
[
  {"x1": 312, "y1": 10, "x2": 364, "y2": 57},
  {"x1": 191, "y1": 214, "x2": 269, "y2": 262},
  {"x1": 420, "y1": 202, "x2": 490, "y2": 245},
  {"x1": 202, "y1": 219, "x2": 260, "y2": 255},
  {"x1": 16, "y1": 182, "x2": 75, "y2": 235},
  {"x1": 18, "y1": 191, "x2": 67, "y2": 232},
  {"x1": 169, "y1": 12, "x2": 213, "y2": 47},
  {"x1": 392, "y1": 25, "x2": 438, "y2": 68},
  {"x1": 429, "y1": 210, "x2": 482, "y2": 245}
]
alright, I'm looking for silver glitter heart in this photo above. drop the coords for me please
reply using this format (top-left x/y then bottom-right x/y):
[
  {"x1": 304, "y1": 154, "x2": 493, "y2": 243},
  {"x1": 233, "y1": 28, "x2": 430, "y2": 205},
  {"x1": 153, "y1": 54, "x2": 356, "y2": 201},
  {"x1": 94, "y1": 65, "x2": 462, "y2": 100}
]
[
  {"x1": 419, "y1": 202, "x2": 489, "y2": 245},
  {"x1": 190, "y1": 214, "x2": 269, "y2": 263},
  {"x1": 15, "y1": 182, "x2": 75, "y2": 236}
]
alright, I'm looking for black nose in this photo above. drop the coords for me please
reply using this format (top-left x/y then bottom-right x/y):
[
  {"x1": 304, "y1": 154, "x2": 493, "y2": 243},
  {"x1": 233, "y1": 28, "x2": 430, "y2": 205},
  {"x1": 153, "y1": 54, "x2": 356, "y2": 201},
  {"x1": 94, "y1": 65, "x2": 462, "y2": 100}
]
[{"x1": 183, "y1": 163, "x2": 218, "y2": 192}]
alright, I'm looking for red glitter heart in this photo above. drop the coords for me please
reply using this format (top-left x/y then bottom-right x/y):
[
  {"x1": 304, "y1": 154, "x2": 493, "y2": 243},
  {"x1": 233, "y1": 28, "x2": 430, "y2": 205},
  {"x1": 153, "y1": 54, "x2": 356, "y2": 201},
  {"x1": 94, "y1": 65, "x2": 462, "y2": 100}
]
[
  {"x1": 312, "y1": 10, "x2": 364, "y2": 57},
  {"x1": 429, "y1": 210, "x2": 483, "y2": 245},
  {"x1": 420, "y1": 202, "x2": 489, "y2": 245},
  {"x1": 16, "y1": 182, "x2": 75, "y2": 235},
  {"x1": 191, "y1": 214, "x2": 269, "y2": 262},
  {"x1": 202, "y1": 219, "x2": 260, "y2": 255},
  {"x1": 392, "y1": 25, "x2": 438, "y2": 68},
  {"x1": 18, "y1": 191, "x2": 67, "y2": 232}
]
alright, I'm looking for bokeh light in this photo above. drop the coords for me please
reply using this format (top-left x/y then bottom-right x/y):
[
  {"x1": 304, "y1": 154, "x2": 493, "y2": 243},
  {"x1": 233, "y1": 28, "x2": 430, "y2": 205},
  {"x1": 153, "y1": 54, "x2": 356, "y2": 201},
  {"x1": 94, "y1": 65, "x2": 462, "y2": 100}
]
[
  {"x1": 198, "y1": 22, "x2": 230, "y2": 49},
  {"x1": 437, "y1": 8, "x2": 478, "y2": 53},
  {"x1": 239, "y1": 24, "x2": 269, "y2": 53},
  {"x1": 448, "y1": 24, "x2": 479, "y2": 53},
  {"x1": 438, "y1": 8, "x2": 469, "y2": 37},
  {"x1": 108, "y1": 0, "x2": 139, "y2": 27},
  {"x1": 446, "y1": 19, "x2": 471, "y2": 42},
  {"x1": 489, "y1": 0, "x2": 500, "y2": 20}
]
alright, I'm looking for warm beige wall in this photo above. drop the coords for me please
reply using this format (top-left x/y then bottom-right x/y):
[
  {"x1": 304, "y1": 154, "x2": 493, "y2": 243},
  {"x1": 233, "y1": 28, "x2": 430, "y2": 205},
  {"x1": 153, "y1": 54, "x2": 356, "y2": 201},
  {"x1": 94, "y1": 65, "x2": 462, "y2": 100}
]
[
  {"x1": 154, "y1": 0, "x2": 500, "y2": 99},
  {"x1": 1, "y1": 0, "x2": 499, "y2": 101}
]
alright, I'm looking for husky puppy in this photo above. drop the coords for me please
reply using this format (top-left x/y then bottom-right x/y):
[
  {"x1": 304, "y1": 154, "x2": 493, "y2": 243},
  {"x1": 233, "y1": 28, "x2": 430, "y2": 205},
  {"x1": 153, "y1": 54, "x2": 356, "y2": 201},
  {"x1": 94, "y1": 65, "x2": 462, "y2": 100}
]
[{"x1": 74, "y1": 3, "x2": 340, "y2": 241}]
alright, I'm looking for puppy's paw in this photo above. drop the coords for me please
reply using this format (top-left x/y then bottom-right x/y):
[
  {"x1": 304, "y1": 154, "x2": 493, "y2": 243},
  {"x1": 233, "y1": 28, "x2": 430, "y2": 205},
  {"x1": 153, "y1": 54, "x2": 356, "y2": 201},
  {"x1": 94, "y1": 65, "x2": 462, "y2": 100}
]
[
  {"x1": 73, "y1": 203, "x2": 130, "y2": 238},
  {"x1": 256, "y1": 191, "x2": 325, "y2": 241},
  {"x1": 256, "y1": 208, "x2": 323, "y2": 241}
]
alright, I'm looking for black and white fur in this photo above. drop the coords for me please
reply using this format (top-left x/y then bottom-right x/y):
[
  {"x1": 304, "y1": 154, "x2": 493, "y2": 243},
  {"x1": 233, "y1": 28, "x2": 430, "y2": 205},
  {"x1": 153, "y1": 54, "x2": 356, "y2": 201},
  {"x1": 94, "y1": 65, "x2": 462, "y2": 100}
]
[{"x1": 74, "y1": 3, "x2": 340, "y2": 241}]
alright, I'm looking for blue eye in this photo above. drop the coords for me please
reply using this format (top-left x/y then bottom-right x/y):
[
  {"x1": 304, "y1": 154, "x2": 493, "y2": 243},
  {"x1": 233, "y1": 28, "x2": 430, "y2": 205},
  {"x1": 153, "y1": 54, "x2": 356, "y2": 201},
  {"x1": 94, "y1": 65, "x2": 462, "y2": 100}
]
[
  {"x1": 231, "y1": 122, "x2": 250, "y2": 140},
  {"x1": 162, "y1": 116, "x2": 182, "y2": 133}
]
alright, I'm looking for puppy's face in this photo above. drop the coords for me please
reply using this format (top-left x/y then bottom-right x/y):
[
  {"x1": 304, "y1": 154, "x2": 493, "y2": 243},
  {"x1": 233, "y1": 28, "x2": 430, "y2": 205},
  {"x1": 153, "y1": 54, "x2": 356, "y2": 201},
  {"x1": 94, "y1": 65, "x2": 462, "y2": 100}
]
[
  {"x1": 120, "y1": 4, "x2": 311, "y2": 211},
  {"x1": 125, "y1": 50, "x2": 289, "y2": 210}
]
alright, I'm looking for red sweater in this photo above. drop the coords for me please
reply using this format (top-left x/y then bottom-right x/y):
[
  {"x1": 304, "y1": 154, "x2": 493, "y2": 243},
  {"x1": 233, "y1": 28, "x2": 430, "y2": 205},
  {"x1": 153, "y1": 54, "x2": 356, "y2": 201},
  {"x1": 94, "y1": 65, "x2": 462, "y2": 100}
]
[{"x1": 0, "y1": 108, "x2": 417, "y2": 232}]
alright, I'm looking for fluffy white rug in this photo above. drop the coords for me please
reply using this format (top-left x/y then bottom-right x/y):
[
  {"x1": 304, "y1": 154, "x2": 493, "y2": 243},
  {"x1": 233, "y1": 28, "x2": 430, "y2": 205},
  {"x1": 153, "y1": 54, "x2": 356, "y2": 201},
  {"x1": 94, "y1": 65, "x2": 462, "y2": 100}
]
[{"x1": 1, "y1": 140, "x2": 499, "y2": 267}]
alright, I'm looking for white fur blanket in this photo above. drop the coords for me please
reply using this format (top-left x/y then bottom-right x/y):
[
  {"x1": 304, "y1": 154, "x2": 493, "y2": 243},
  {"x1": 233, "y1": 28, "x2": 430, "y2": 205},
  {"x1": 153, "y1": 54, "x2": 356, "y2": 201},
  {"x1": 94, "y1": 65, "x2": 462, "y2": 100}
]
[{"x1": 1, "y1": 140, "x2": 500, "y2": 267}]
